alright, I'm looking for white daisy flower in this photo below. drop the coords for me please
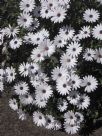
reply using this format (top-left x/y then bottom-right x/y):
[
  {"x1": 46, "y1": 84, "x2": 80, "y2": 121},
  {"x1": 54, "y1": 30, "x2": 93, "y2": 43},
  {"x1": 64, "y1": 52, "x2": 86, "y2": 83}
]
[
  {"x1": 92, "y1": 24, "x2": 102, "y2": 40},
  {"x1": 35, "y1": 83, "x2": 53, "y2": 100},
  {"x1": 17, "y1": 109, "x2": 27, "y2": 120},
  {"x1": 54, "y1": 35, "x2": 67, "y2": 48},
  {"x1": 59, "y1": 26, "x2": 75, "y2": 41},
  {"x1": 20, "y1": 94, "x2": 33, "y2": 105},
  {"x1": 5, "y1": 67, "x2": 16, "y2": 83},
  {"x1": 94, "y1": 48, "x2": 102, "y2": 64},
  {"x1": 30, "y1": 74, "x2": 46, "y2": 86},
  {"x1": 64, "y1": 123, "x2": 80, "y2": 134},
  {"x1": 9, "y1": 98, "x2": 18, "y2": 111},
  {"x1": 64, "y1": 111, "x2": 77, "y2": 125},
  {"x1": 60, "y1": 53, "x2": 77, "y2": 69},
  {"x1": 31, "y1": 48, "x2": 44, "y2": 62},
  {"x1": 14, "y1": 82, "x2": 29, "y2": 95},
  {"x1": 28, "y1": 63, "x2": 39, "y2": 75},
  {"x1": 23, "y1": 32, "x2": 34, "y2": 44},
  {"x1": 40, "y1": 28, "x2": 49, "y2": 38},
  {"x1": 72, "y1": 34, "x2": 82, "y2": 42},
  {"x1": 70, "y1": 74, "x2": 81, "y2": 90},
  {"x1": 83, "y1": 48, "x2": 95, "y2": 61},
  {"x1": 19, "y1": 62, "x2": 30, "y2": 77},
  {"x1": 83, "y1": 9, "x2": 100, "y2": 23},
  {"x1": 41, "y1": 0, "x2": 58, "y2": 9},
  {"x1": 38, "y1": 72, "x2": 49, "y2": 83},
  {"x1": 67, "y1": 91, "x2": 80, "y2": 105},
  {"x1": 75, "y1": 112, "x2": 84, "y2": 124},
  {"x1": 54, "y1": 120, "x2": 61, "y2": 130},
  {"x1": 20, "y1": 0, "x2": 35, "y2": 12},
  {"x1": 34, "y1": 96, "x2": 47, "y2": 108},
  {"x1": 4, "y1": 25, "x2": 19, "y2": 37},
  {"x1": 38, "y1": 39, "x2": 55, "y2": 57},
  {"x1": 51, "y1": 7, "x2": 66, "y2": 23},
  {"x1": 45, "y1": 115, "x2": 55, "y2": 129},
  {"x1": 0, "y1": 28, "x2": 6, "y2": 37},
  {"x1": 30, "y1": 78, "x2": 40, "y2": 88},
  {"x1": 30, "y1": 71, "x2": 39, "y2": 79},
  {"x1": 9, "y1": 37, "x2": 22, "y2": 49},
  {"x1": 79, "y1": 26, "x2": 91, "y2": 39},
  {"x1": 81, "y1": 75, "x2": 98, "y2": 93},
  {"x1": 40, "y1": 7, "x2": 53, "y2": 19},
  {"x1": 77, "y1": 94, "x2": 90, "y2": 110},
  {"x1": 56, "y1": 78, "x2": 71, "y2": 95},
  {"x1": 58, "y1": 0, "x2": 70, "y2": 5},
  {"x1": 51, "y1": 66, "x2": 68, "y2": 81},
  {"x1": 67, "y1": 42, "x2": 82, "y2": 57},
  {"x1": 0, "y1": 82, "x2": 4, "y2": 92},
  {"x1": 32, "y1": 32, "x2": 45, "y2": 45},
  {"x1": 97, "y1": 0, "x2": 102, "y2": 4},
  {"x1": 33, "y1": 111, "x2": 46, "y2": 127},
  {"x1": 27, "y1": 18, "x2": 39, "y2": 31},
  {"x1": 17, "y1": 12, "x2": 33, "y2": 28},
  {"x1": 57, "y1": 99, "x2": 68, "y2": 112},
  {"x1": 67, "y1": 67, "x2": 77, "y2": 75}
]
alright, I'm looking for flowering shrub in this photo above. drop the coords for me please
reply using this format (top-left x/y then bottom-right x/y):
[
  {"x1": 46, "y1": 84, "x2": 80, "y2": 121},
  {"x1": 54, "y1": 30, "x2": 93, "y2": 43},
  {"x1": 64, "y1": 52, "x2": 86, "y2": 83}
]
[{"x1": 0, "y1": 0, "x2": 102, "y2": 135}]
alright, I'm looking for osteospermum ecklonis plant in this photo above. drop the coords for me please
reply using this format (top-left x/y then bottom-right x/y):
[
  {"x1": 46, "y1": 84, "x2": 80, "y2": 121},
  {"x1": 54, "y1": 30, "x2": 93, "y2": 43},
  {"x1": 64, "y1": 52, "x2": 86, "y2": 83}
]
[{"x1": 0, "y1": 0, "x2": 102, "y2": 134}]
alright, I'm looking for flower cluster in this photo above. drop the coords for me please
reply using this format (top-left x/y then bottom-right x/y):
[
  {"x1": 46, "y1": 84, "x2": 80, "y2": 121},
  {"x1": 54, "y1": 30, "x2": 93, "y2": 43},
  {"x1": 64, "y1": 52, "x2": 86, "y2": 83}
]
[
  {"x1": 0, "y1": 0, "x2": 102, "y2": 135},
  {"x1": 40, "y1": 0, "x2": 70, "y2": 23},
  {"x1": 0, "y1": 67, "x2": 16, "y2": 85}
]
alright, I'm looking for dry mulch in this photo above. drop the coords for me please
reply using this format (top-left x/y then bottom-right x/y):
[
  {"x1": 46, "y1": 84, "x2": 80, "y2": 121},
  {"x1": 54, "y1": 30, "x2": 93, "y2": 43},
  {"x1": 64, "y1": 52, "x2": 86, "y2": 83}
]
[{"x1": 0, "y1": 93, "x2": 102, "y2": 136}]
